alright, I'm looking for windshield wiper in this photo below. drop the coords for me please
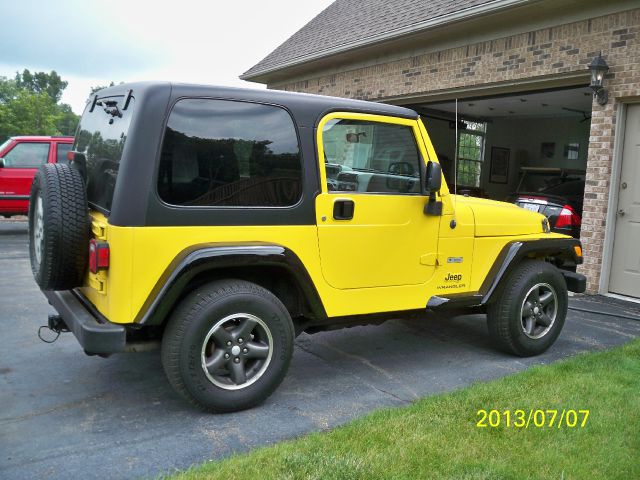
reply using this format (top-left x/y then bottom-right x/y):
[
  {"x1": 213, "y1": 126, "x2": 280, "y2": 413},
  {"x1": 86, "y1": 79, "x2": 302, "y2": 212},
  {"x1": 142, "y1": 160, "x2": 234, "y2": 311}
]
[{"x1": 96, "y1": 100, "x2": 122, "y2": 118}]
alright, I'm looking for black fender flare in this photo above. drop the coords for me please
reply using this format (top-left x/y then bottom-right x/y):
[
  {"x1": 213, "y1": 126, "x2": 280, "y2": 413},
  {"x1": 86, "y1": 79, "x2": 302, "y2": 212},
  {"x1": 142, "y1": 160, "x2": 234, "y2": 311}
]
[
  {"x1": 480, "y1": 237, "x2": 584, "y2": 303},
  {"x1": 134, "y1": 243, "x2": 327, "y2": 326}
]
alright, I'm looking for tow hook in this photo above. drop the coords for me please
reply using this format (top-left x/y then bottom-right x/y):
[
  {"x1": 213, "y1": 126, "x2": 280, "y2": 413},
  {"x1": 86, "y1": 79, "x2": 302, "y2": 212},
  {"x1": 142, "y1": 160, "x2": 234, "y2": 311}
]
[{"x1": 37, "y1": 315, "x2": 69, "y2": 344}]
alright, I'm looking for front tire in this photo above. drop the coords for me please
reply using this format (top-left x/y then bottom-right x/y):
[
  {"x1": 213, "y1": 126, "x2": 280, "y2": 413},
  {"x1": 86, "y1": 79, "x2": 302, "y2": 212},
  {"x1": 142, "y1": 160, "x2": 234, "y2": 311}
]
[
  {"x1": 487, "y1": 260, "x2": 567, "y2": 357},
  {"x1": 161, "y1": 280, "x2": 294, "y2": 412}
]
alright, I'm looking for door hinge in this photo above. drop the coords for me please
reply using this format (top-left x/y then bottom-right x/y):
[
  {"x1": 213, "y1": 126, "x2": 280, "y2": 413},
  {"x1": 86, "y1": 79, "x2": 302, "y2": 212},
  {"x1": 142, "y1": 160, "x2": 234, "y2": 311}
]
[
  {"x1": 91, "y1": 222, "x2": 107, "y2": 240},
  {"x1": 89, "y1": 273, "x2": 107, "y2": 294}
]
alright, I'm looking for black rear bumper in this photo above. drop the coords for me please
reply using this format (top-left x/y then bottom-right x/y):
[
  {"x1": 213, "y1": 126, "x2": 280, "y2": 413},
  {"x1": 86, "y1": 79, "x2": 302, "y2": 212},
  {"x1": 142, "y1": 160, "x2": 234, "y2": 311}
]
[{"x1": 43, "y1": 290, "x2": 126, "y2": 355}]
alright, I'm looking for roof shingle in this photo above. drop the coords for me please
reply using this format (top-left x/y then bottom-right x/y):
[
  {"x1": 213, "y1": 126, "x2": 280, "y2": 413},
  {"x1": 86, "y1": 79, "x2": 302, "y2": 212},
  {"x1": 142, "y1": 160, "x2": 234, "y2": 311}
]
[{"x1": 242, "y1": 0, "x2": 502, "y2": 79}]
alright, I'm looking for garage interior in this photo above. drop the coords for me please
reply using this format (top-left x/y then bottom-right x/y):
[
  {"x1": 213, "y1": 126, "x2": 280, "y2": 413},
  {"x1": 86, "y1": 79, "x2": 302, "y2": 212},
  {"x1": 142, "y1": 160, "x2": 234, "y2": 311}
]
[{"x1": 403, "y1": 86, "x2": 592, "y2": 209}]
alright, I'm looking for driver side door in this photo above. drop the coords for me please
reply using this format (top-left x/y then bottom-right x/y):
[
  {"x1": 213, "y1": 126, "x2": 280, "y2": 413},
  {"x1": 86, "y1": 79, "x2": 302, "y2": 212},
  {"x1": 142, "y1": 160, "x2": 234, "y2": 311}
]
[{"x1": 316, "y1": 112, "x2": 440, "y2": 289}]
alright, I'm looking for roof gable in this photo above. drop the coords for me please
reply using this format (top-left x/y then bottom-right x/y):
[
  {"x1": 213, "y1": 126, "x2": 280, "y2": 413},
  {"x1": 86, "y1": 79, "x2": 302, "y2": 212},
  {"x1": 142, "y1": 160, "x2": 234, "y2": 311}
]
[{"x1": 242, "y1": 0, "x2": 518, "y2": 80}]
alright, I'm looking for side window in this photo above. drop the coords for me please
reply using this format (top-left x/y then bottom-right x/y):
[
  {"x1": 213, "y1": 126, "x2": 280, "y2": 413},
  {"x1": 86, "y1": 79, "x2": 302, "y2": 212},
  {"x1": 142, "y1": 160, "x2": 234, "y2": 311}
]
[
  {"x1": 158, "y1": 99, "x2": 302, "y2": 207},
  {"x1": 2, "y1": 143, "x2": 50, "y2": 168},
  {"x1": 56, "y1": 143, "x2": 72, "y2": 165},
  {"x1": 456, "y1": 120, "x2": 486, "y2": 188},
  {"x1": 322, "y1": 119, "x2": 421, "y2": 194}
]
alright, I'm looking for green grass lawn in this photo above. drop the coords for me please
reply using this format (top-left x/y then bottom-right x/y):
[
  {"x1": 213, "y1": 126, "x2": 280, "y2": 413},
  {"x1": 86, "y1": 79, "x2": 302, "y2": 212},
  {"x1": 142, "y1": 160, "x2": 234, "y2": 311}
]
[{"x1": 169, "y1": 339, "x2": 640, "y2": 480}]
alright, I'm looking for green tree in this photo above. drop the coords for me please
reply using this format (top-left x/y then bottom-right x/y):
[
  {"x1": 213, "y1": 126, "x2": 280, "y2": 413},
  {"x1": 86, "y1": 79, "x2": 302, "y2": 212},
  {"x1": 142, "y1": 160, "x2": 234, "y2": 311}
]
[
  {"x1": 56, "y1": 103, "x2": 79, "y2": 136},
  {"x1": 0, "y1": 78, "x2": 21, "y2": 141},
  {"x1": 0, "y1": 77, "x2": 18, "y2": 104},
  {"x1": 15, "y1": 69, "x2": 68, "y2": 102},
  {"x1": 0, "y1": 71, "x2": 79, "y2": 142},
  {"x1": 4, "y1": 89, "x2": 61, "y2": 135}
]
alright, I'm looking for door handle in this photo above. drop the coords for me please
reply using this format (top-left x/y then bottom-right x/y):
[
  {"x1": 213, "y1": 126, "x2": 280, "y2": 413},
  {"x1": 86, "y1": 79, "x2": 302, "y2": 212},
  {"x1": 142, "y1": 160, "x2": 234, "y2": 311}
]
[
  {"x1": 617, "y1": 209, "x2": 625, "y2": 216},
  {"x1": 333, "y1": 199, "x2": 355, "y2": 220}
]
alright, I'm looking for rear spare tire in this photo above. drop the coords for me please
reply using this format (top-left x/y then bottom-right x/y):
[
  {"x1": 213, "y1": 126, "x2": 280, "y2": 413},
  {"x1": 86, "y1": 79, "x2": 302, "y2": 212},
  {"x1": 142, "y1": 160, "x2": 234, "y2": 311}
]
[{"x1": 29, "y1": 163, "x2": 90, "y2": 290}]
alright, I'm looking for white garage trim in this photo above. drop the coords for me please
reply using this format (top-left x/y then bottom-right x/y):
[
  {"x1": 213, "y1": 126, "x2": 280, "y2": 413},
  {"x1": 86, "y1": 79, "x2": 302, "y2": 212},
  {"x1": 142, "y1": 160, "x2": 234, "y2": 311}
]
[
  {"x1": 389, "y1": 72, "x2": 590, "y2": 106},
  {"x1": 600, "y1": 99, "x2": 640, "y2": 298},
  {"x1": 600, "y1": 103, "x2": 626, "y2": 294}
]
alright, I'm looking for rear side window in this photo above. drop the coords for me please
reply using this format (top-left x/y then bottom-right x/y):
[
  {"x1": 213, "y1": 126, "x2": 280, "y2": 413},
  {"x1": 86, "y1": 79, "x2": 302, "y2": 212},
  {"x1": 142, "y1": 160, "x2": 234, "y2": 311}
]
[
  {"x1": 56, "y1": 143, "x2": 72, "y2": 164},
  {"x1": 73, "y1": 96, "x2": 135, "y2": 212},
  {"x1": 2, "y1": 142, "x2": 49, "y2": 168},
  {"x1": 158, "y1": 99, "x2": 302, "y2": 207}
]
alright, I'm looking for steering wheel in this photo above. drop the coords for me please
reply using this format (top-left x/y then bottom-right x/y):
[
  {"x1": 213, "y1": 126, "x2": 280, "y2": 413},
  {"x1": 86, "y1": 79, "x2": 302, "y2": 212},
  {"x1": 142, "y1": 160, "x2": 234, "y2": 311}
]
[{"x1": 388, "y1": 161, "x2": 415, "y2": 176}]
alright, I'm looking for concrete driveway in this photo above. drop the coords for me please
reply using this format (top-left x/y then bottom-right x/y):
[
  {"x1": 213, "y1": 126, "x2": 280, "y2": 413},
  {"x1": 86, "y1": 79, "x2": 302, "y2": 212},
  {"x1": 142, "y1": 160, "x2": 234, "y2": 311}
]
[{"x1": 1, "y1": 220, "x2": 639, "y2": 479}]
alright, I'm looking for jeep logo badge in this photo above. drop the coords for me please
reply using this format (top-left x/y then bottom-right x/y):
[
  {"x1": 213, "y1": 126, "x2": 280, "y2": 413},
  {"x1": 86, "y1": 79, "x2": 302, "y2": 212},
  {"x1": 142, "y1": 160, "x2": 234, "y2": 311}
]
[{"x1": 445, "y1": 273, "x2": 462, "y2": 282}]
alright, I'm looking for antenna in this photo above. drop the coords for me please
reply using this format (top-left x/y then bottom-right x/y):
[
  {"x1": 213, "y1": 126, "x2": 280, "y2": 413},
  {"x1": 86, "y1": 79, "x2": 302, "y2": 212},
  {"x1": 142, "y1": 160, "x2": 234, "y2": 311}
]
[{"x1": 453, "y1": 98, "x2": 458, "y2": 212}]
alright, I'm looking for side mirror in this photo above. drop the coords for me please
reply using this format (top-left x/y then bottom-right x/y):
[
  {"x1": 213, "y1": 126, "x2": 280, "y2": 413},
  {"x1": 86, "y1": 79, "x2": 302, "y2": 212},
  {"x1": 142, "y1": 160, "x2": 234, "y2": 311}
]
[
  {"x1": 424, "y1": 161, "x2": 443, "y2": 216},
  {"x1": 346, "y1": 132, "x2": 367, "y2": 143},
  {"x1": 425, "y1": 161, "x2": 442, "y2": 196},
  {"x1": 346, "y1": 133, "x2": 359, "y2": 143},
  {"x1": 0, "y1": 158, "x2": 4, "y2": 168}
]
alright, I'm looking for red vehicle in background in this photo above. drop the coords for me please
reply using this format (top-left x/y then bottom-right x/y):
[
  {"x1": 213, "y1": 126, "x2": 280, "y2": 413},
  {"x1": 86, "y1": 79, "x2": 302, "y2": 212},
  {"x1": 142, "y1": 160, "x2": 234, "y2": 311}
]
[{"x1": 0, "y1": 136, "x2": 74, "y2": 217}]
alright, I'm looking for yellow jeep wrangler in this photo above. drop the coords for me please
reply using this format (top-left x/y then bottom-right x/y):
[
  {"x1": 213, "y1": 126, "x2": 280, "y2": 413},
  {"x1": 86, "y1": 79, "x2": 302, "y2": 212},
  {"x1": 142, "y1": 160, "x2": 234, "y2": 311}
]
[{"x1": 29, "y1": 82, "x2": 585, "y2": 412}]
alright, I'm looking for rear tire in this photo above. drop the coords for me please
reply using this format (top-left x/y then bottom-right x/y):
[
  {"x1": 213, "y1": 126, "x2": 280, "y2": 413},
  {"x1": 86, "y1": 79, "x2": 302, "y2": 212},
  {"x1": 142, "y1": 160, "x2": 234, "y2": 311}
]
[
  {"x1": 161, "y1": 279, "x2": 295, "y2": 413},
  {"x1": 29, "y1": 164, "x2": 90, "y2": 290},
  {"x1": 487, "y1": 260, "x2": 567, "y2": 357}
]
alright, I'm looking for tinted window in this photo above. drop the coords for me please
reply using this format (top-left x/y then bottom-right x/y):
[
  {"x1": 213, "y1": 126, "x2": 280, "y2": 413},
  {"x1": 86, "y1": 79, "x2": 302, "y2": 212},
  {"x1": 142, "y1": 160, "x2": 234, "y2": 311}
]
[
  {"x1": 158, "y1": 99, "x2": 302, "y2": 207},
  {"x1": 2, "y1": 142, "x2": 49, "y2": 168},
  {"x1": 322, "y1": 119, "x2": 421, "y2": 194},
  {"x1": 73, "y1": 96, "x2": 135, "y2": 212},
  {"x1": 56, "y1": 143, "x2": 72, "y2": 164},
  {"x1": 542, "y1": 180, "x2": 585, "y2": 196}
]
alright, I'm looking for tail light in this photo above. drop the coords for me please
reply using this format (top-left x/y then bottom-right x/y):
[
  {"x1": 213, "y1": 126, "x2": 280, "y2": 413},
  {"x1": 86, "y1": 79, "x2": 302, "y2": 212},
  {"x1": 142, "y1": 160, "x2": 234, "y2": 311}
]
[
  {"x1": 89, "y1": 239, "x2": 110, "y2": 273},
  {"x1": 555, "y1": 205, "x2": 581, "y2": 228},
  {"x1": 67, "y1": 150, "x2": 75, "y2": 162}
]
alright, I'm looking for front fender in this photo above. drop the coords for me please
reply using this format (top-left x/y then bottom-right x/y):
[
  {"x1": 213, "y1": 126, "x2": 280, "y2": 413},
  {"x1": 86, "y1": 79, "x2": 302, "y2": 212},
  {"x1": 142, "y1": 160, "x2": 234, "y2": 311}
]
[
  {"x1": 428, "y1": 237, "x2": 585, "y2": 310},
  {"x1": 480, "y1": 237, "x2": 585, "y2": 303}
]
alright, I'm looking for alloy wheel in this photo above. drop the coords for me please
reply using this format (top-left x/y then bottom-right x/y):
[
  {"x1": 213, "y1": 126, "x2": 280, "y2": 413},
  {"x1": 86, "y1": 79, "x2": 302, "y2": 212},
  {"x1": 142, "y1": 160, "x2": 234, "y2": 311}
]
[
  {"x1": 520, "y1": 282, "x2": 558, "y2": 339},
  {"x1": 201, "y1": 313, "x2": 273, "y2": 390}
]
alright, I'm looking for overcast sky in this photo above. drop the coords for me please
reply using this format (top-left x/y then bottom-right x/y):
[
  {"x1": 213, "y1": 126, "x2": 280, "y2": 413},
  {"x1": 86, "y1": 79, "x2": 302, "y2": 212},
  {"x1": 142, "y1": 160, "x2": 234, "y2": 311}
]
[{"x1": 1, "y1": 0, "x2": 334, "y2": 113}]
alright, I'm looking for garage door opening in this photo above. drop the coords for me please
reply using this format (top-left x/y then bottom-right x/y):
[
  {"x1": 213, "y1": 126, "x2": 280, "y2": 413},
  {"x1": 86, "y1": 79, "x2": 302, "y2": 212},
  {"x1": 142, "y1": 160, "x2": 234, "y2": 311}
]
[{"x1": 404, "y1": 86, "x2": 592, "y2": 238}]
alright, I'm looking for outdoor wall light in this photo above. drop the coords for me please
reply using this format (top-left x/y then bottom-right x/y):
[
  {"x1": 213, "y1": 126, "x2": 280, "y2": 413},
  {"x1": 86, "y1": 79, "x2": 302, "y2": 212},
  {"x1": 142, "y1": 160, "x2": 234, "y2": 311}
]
[{"x1": 588, "y1": 52, "x2": 609, "y2": 105}]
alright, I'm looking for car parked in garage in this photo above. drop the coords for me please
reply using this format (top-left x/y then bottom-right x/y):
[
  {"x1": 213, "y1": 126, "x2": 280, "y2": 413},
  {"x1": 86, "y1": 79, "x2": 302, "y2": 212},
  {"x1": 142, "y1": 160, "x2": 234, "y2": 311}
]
[
  {"x1": 0, "y1": 136, "x2": 74, "y2": 217},
  {"x1": 510, "y1": 167, "x2": 585, "y2": 238}
]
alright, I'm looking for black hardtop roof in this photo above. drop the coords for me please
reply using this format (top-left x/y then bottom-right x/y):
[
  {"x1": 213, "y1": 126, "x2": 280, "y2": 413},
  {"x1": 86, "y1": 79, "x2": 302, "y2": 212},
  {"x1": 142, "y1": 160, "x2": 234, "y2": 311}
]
[{"x1": 93, "y1": 81, "x2": 418, "y2": 125}]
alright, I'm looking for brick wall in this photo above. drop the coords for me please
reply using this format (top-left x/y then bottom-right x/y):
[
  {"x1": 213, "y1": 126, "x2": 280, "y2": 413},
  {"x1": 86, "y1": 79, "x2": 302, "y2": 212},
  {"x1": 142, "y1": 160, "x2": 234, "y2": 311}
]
[{"x1": 271, "y1": 8, "x2": 640, "y2": 293}]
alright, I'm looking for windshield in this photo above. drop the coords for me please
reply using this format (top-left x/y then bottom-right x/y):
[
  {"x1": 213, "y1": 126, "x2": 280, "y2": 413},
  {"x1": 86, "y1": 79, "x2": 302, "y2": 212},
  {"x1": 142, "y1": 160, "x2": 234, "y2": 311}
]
[
  {"x1": 73, "y1": 96, "x2": 135, "y2": 213},
  {"x1": 518, "y1": 172, "x2": 583, "y2": 193},
  {"x1": 541, "y1": 180, "x2": 585, "y2": 196}
]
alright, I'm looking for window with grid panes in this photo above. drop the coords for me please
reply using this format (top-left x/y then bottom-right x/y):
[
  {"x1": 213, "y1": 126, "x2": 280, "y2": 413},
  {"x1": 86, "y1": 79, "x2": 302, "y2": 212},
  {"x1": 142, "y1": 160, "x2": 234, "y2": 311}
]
[{"x1": 456, "y1": 120, "x2": 486, "y2": 187}]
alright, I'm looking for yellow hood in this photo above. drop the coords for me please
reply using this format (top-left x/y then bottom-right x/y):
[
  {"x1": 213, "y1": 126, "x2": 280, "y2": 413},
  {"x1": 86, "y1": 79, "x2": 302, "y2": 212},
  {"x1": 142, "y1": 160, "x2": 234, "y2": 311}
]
[{"x1": 454, "y1": 195, "x2": 546, "y2": 237}]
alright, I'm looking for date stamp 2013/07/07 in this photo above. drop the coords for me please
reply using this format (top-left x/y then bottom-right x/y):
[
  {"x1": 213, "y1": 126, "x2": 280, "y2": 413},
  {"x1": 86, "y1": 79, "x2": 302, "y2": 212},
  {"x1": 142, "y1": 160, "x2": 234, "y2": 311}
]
[{"x1": 476, "y1": 409, "x2": 590, "y2": 428}]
